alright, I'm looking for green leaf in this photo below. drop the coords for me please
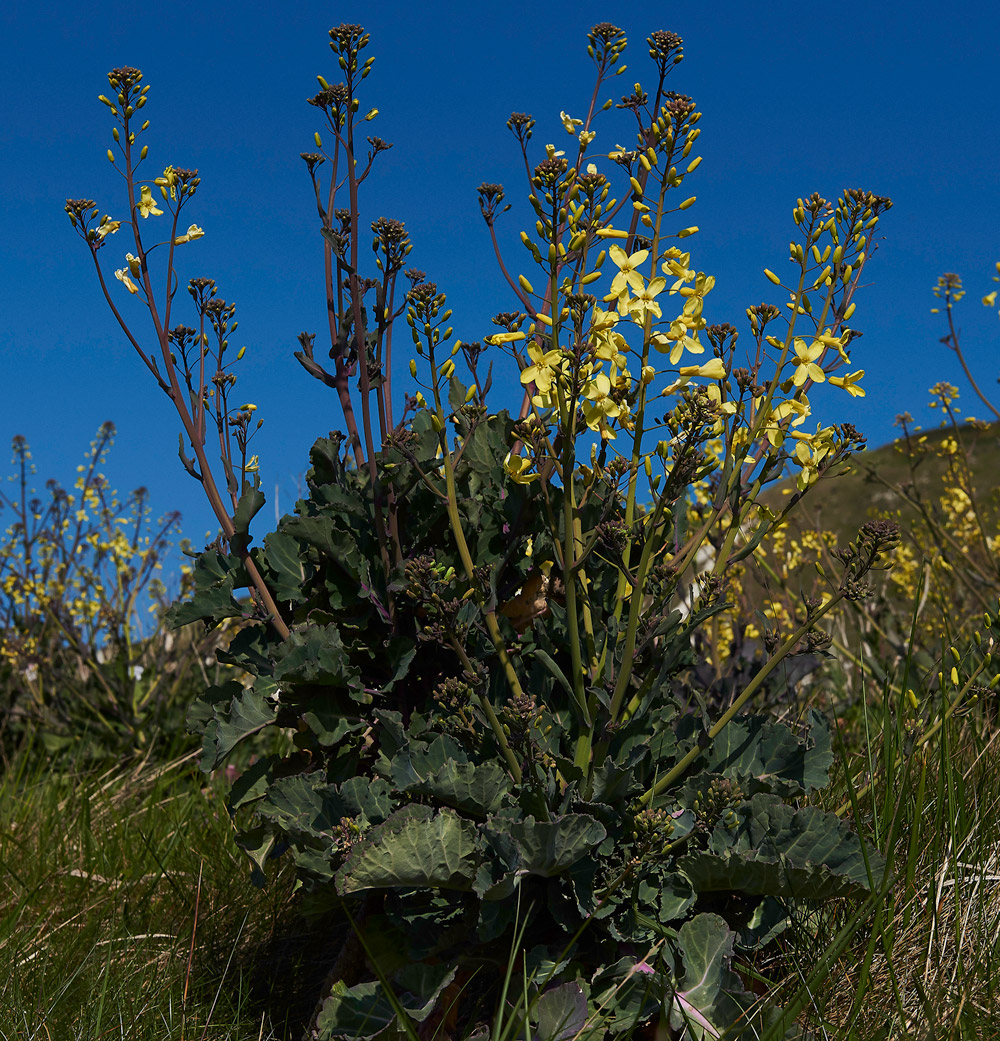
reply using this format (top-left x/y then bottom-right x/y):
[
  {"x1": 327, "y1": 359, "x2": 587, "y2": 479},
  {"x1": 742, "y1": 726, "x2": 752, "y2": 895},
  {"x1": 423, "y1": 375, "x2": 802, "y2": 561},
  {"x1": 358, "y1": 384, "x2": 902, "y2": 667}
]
[
  {"x1": 702, "y1": 708, "x2": 833, "y2": 795},
  {"x1": 168, "y1": 549, "x2": 244, "y2": 627},
  {"x1": 390, "y1": 735, "x2": 469, "y2": 790},
  {"x1": 535, "y1": 982, "x2": 589, "y2": 1041},
  {"x1": 678, "y1": 793, "x2": 884, "y2": 900},
  {"x1": 336, "y1": 807, "x2": 479, "y2": 894},
  {"x1": 200, "y1": 679, "x2": 277, "y2": 770},
  {"x1": 394, "y1": 758, "x2": 509, "y2": 819},
  {"x1": 316, "y1": 963, "x2": 457, "y2": 1040},
  {"x1": 262, "y1": 529, "x2": 311, "y2": 604},
  {"x1": 273, "y1": 622, "x2": 364, "y2": 695},
  {"x1": 486, "y1": 814, "x2": 606, "y2": 878},
  {"x1": 591, "y1": 957, "x2": 666, "y2": 1032},
  {"x1": 257, "y1": 773, "x2": 348, "y2": 838},
  {"x1": 667, "y1": 913, "x2": 757, "y2": 1040},
  {"x1": 231, "y1": 485, "x2": 266, "y2": 556}
]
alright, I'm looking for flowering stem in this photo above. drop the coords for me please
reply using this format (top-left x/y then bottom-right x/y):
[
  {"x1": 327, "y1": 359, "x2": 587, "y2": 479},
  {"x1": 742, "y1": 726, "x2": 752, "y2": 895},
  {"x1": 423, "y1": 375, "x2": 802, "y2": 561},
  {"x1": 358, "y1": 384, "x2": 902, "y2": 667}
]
[{"x1": 428, "y1": 352, "x2": 531, "y2": 777}]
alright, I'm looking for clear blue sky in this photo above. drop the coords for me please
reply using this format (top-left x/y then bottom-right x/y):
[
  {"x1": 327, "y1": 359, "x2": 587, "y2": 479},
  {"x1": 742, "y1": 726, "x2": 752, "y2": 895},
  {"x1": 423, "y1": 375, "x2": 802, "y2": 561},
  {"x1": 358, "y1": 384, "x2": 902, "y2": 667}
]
[{"x1": 3, "y1": 0, "x2": 999, "y2": 555}]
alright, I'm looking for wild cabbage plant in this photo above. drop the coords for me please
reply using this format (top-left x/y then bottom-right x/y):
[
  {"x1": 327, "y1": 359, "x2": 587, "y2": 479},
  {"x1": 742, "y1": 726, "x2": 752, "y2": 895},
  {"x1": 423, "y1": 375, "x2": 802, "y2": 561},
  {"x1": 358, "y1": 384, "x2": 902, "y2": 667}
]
[{"x1": 68, "y1": 22, "x2": 899, "y2": 1039}]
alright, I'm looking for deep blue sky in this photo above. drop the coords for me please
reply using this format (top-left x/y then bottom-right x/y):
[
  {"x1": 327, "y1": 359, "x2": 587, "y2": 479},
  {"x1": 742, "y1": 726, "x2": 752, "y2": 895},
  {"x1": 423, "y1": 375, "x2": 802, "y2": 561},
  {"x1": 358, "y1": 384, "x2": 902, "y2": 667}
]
[{"x1": 3, "y1": 0, "x2": 999, "y2": 556}]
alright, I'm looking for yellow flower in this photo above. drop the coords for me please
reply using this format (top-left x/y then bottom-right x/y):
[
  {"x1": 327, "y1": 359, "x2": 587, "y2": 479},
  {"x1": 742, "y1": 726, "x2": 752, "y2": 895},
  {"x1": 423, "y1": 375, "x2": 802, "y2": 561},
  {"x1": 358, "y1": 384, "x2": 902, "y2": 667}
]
[
  {"x1": 828, "y1": 369, "x2": 866, "y2": 397},
  {"x1": 625, "y1": 276, "x2": 667, "y2": 322},
  {"x1": 173, "y1": 223, "x2": 205, "y2": 245},
  {"x1": 136, "y1": 185, "x2": 163, "y2": 218},
  {"x1": 96, "y1": 217, "x2": 121, "y2": 239},
  {"x1": 484, "y1": 331, "x2": 526, "y2": 345},
  {"x1": 115, "y1": 268, "x2": 139, "y2": 294},
  {"x1": 651, "y1": 330, "x2": 703, "y2": 365},
  {"x1": 125, "y1": 252, "x2": 141, "y2": 276},
  {"x1": 789, "y1": 338, "x2": 826, "y2": 386},
  {"x1": 155, "y1": 166, "x2": 179, "y2": 199},
  {"x1": 607, "y1": 245, "x2": 650, "y2": 299},
  {"x1": 519, "y1": 342, "x2": 565, "y2": 397},
  {"x1": 679, "y1": 358, "x2": 726, "y2": 380},
  {"x1": 560, "y1": 111, "x2": 583, "y2": 134},
  {"x1": 504, "y1": 452, "x2": 538, "y2": 484}
]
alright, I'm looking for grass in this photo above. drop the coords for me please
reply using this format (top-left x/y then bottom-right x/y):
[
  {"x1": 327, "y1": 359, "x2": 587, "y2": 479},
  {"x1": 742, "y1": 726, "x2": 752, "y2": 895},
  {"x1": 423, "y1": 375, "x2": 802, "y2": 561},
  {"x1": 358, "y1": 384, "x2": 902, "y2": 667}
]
[{"x1": 0, "y1": 746, "x2": 325, "y2": 1039}]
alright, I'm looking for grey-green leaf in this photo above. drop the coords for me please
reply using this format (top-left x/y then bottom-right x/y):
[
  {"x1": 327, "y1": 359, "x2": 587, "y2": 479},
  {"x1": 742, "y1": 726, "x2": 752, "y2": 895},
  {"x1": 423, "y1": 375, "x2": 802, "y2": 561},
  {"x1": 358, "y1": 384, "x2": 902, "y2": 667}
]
[
  {"x1": 678, "y1": 793, "x2": 883, "y2": 900},
  {"x1": 336, "y1": 807, "x2": 478, "y2": 894},
  {"x1": 535, "y1": 982, "x2": 589, "y2": 1041},
  {"x1": 667, "y1": 913, "x2": 757, "y2": 1040},
  {"x1": 200, "y1": 679, "x2": 277, "y2": 770},
  {"x1": 487, "y1": 814, "x2": 607, "y2": 878}
]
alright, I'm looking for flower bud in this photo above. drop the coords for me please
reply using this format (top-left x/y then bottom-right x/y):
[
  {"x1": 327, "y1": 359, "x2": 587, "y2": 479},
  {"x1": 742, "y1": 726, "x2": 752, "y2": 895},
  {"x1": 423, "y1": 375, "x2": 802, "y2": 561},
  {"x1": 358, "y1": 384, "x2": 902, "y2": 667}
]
[
  {"x1": 409, "y1": 359, "x2": 417, "y2": 378},
  {"x1": 764, "y1": 269, "x2": 781, "y2": 285},
  {"x1": 314, "y1": 132, "x2": 323, "y2": 148}
]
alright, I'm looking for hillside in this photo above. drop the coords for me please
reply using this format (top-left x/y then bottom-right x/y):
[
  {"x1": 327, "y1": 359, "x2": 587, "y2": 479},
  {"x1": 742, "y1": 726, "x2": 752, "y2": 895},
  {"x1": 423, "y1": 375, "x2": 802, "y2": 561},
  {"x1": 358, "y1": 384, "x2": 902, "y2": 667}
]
[{"x1": 760, "y1": 418, "x2": 1000, "y2": 547}]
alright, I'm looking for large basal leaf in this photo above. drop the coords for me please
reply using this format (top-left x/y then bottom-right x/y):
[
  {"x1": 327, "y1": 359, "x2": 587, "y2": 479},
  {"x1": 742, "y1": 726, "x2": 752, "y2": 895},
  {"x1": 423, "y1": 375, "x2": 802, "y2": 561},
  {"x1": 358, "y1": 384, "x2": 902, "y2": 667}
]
[
  {"x1": 262, "y1": 528, "x2": 311, "y2": 604},
  {"x1": 391, "y1": 743, "x2": 506, "y2": 818},
  {"x1": 282, "y1": 512, "x2": 363, "y2": 581},
  {"x1": 336, "y1": 806, "x2": 478, "y2": 894},
  {"x1": 389, "y1": 734, "x2": 469, "y2": 790},
  {"x1": 316, "y1": 963, "x2": 457, "y2": 1040},
  {"x1": 168, "y1": 549, "x2": 245, "y2": 626},
  {"x1": 534, "y1": 982, "x2": 589, "y2": 1041},
  {"x1": 483, "y1": 813, "x2": 607, "y2": 881},
  {"x1": 701, "y1": 708, "x2": 833, "y2": 795},
  {"x1": 198, "y1": 677, "x2": 278, "y2": 770},
  {"x1": 667, "y1": 913, "x2": 758, "y2": 1040},
  {"x1": 678, "y1": 793, "x2": 883, "y2": 900},
  {"x1": 591, "y1": 957, "x2": 668, "y2": 1033},
  {"x1": 273, "y1": 622, "x2": 364, "y2": 694},
  {"x1": 257, "y1": 773, "x2": 362, "y2": 838}
]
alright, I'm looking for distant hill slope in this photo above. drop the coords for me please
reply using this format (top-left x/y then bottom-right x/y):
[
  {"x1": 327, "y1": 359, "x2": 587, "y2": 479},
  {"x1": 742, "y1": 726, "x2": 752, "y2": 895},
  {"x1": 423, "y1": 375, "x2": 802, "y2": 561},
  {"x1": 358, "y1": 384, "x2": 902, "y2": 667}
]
[{"x1": 759, "y1": 420, "x2": 1000, "y2": 546}]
